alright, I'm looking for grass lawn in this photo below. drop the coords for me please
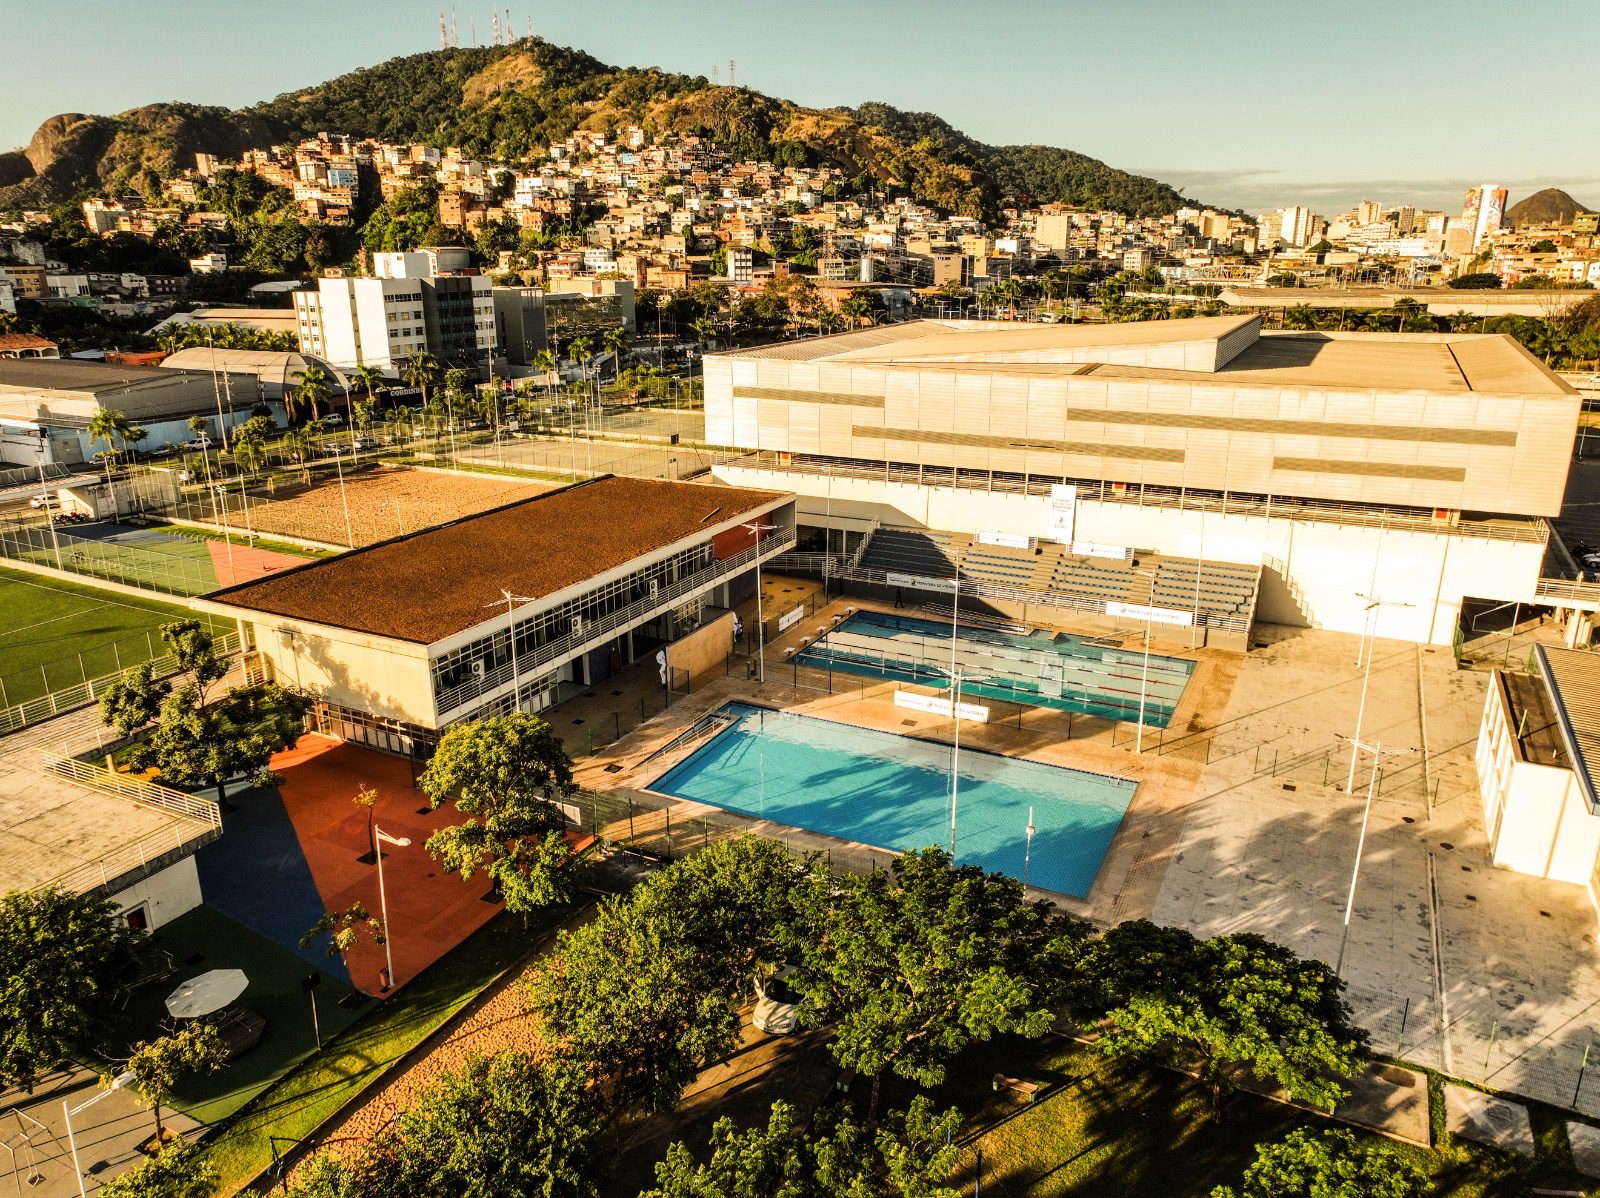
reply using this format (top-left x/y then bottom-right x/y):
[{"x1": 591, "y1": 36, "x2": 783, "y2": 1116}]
[
  {"x1": 138, "y1": 522, "x2": 329, "y2": 560},
  {"x1": 0, "y1": 566, "x2": 224, "y2": 705},
  {"x1": 197, "y1": 905, "x2": 563, "y2": 1196},
  {"x1": 109, "y1": 907, "x2": 365, "y2": 1126},
  {"x1": 878, "y1": 1035, "x2": 1593, "y2": 1198}
]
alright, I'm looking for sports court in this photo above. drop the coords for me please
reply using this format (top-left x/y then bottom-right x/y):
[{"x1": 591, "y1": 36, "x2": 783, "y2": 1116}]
[
  {"x1": 0, "y1": 565, "x2": 225, "y2": 706},
  {"x1": 196, "y1": 735, "x2": 505, "y2": 994}
]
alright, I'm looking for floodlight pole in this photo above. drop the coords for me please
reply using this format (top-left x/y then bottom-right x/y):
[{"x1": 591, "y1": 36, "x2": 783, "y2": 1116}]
[
  {"x1": 196, "y1": 431, "x2": 236, "y2": 578},
  {"x1": 1022, "y1": 805, "x2": 1036, "y2": 891},
  {"x1": 1333, "y1": 737, "x2": 1410, "y2": 977},
  {"x1": 743, "y1": 521, "x2": 775, "y2": 683},
  {"x1": 36, "y1": 431, "x2": 63, "y2": 570},
  {"x1": 65, "y1": 1072, "x2": 133, "y2": 1198},
  {"x1": 331, "y1": 449, "x2": 355, "y2": 549},
  {"x1": 1346, "y1": 591, "x2": 1414, "y2": 793},
  {"x1": 488, "y1": 590, "x2": 535, "y2": 712},
  {"x1": 374, "y1": 825, "x2": 410, "y2": 991},
  {"x1": 949, "y1": 666, "x2": 963, "y2": 859},
  {"x1": 1133, "y1": 567, "x2": 1157, "y2": 753}
]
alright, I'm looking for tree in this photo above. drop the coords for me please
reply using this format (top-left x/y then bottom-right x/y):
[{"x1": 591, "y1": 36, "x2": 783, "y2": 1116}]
[
  {"x1": 789, "y1": 847, "x2": 1082, "y2": 1120},
  {"x1": 349, "y1": 365, "x2": 386, "y2": 403},
  {"x1": 644, "y1": 1097, "x2": 962, "y2": 1198},
  {"x1": 97, "y1": 1142, "x2": 219, "y2": 1198},
  {"x1": 1210, "y1": 1128, "x2": 1428, "y2": 1198},
  {"x1": 87, "y1": 407, "x2": 132, "y2": 486},
  {"x1": 121, "y1": 1022, "x2": 228, "y2": 1142},
  {"x1": 294, "y1": 365, "x2": 332, "y2": 424},
  {"x1": 0, "y1": 887, "x2": 144, "y2": 1092},
  {"x1": 403, "y1": 351, "x2": 441, "y2": 409},
  {"x1": 418, "y1": 714, "x2": 577, "y2": 916},
  {"x1": 99, "y1": 619, "x2": 312, "y2": 802},
  {"x1": 1448, "y1": 272, "x2": 1503, "y2": 290},
  {"x1": 1071, "y1": 921, "x2": 1366, "y2": 1118},
  {"x1": 301, "y1": 901, "x2": 385, "y2": 960}
]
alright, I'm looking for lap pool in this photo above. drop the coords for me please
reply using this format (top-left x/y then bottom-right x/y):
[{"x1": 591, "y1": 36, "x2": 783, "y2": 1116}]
[
  {"x1": 796, "y1": 610, "x2": 1194, "y2": 726},
  {"x1": 647, "y1": 701, "x2": 1137, "y2": 898}
]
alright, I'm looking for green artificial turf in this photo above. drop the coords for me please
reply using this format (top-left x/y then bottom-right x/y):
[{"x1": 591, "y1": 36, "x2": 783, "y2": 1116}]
[{"x1": 0, "y1": 566, "x2": 224, "y2": 705}]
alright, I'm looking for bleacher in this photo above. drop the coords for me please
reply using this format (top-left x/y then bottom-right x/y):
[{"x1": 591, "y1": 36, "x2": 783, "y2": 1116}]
[{"x1": 845, "y1": 523, "x2": 1262, "y2": 639}]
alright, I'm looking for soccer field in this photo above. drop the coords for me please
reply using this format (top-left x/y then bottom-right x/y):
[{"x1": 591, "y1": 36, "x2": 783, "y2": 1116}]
[{"x1": 0, "y1": 567, "x2": 225, "y2": 707}]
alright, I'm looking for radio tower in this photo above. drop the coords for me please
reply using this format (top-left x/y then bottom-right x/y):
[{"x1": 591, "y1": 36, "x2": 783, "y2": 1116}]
[
  {"x1": 491, "y1": 10, "x2": 500, "y2": 44},
  {"x1": 439, "y1": 11, "x2": 448, "y2": 49},
  {"x1": 505, "y1": 10, "x2": 511, "y2": 42},
  {"x1": 710, "y1": 64, "x2": 718, "y2": 85},
  {"x1": 729, "y1": 59, "x2": 736, "y2": 87},
  {"x1": 450, "y1": 5, "x2": 458, "y2": 46}
]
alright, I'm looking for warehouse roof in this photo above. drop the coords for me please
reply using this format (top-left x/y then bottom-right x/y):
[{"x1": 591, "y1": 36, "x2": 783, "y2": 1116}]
[
  {"x1": 1537, "y1": 644, "x2": 1600, "y2": 813},
  {"x1": 0, "y1": 358, "x2": 183, "y2": 394},
  {"x1": 204, "y1": 475, "x2": 790, "y2": 644}
]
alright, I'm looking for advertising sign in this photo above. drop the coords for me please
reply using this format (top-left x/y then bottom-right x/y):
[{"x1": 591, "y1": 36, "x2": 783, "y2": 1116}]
[
  {"x1": 978, "y1": 530, "x2": 1032, "y2": 550},
  {"x1": 886, "y1": 571, "x2": 959, "y2": 594},
  {"x1": 777, "y1": 605, "x2": 806, "y2": 633},
  {"x1": 1046, "y1": 484, "x2": 1078, "y2": 542},
  {"x1": 1105, "y1": 600, "x2": 1194, "y2": 627},
  {"x1": 893, "y1": 689, "x2": 991, "y2": 723}
]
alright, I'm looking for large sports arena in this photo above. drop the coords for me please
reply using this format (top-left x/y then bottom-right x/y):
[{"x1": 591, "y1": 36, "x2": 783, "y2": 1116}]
[{"x1": 705, "y1": 315, "x2": 1587, "y2": 648}]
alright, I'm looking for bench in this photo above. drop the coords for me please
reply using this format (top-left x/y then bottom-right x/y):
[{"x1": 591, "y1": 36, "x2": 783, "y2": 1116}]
[{"x1": 993, "y1": 1073, "x2": 1042, "y2": 1101}]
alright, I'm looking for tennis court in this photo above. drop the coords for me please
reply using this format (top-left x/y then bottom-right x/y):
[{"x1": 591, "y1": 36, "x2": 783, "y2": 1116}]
[
  {"x1": 0, "y1": 518, "x2": 306, "y2": 597},
  {"x1": 0, "y1": 566, "x2": 226, "y2": 706}
]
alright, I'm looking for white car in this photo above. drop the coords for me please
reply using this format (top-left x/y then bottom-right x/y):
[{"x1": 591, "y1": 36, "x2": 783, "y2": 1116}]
[
  {"x1": 29, "y1": 494, "x2": 56, "y2": 509},
  {"x1": 752, "y1": 966, "x2": 800, "y2": 1035}
]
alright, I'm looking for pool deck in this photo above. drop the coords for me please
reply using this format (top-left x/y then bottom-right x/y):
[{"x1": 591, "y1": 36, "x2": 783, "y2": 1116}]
[{"x1": 571, "y1": 586, "x2": 1238, "y2": 923}]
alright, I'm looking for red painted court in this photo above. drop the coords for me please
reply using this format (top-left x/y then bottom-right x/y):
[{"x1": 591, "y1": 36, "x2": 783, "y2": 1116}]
[
  {"x1": 206, "y1": 539, "x2": 305, "y2": 589},
  {"x1": 270, "y1": 735, "x2": 501, "y2": 993}
]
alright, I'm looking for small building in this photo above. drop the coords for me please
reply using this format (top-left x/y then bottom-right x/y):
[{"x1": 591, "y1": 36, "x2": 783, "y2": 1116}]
[
  {"x1": 1477, "y1": 645, "x2": 1600, "y2": 913},
  {"x1": 197, "y1": 476, "x2": 796, "y2": 751},
  {"x1": 0, "y1": 332, "x2": 60, "y2": 360}
]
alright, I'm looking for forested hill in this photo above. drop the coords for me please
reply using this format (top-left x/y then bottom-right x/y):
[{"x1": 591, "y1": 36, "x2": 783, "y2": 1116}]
[{"x1": 3, "y1": 39, "x2": 1198, "y2": 219}]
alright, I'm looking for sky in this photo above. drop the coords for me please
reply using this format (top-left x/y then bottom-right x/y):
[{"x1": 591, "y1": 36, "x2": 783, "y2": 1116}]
[{"x1": 4, "y1": 0, "x2": 1597, "y2": 215}]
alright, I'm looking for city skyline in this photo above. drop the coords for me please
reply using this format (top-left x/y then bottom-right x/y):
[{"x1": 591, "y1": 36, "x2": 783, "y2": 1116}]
[{"x1": 3, "y1": 0, "x2": 1597, "y2": 215}]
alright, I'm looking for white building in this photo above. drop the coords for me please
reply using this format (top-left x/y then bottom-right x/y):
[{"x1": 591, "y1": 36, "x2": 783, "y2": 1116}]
[
  {"x1": 295, "y1": 277, "x2": 429, "y2": 372},
  {"x1": 188, "y1": 252, "x2": 228, "y2": 275},
  {"x1": 1477, "y1": 645, "x2": 1600, "y2": 918},
  {"x1": 704, "y1": 316, "x2": 1584, "y2": 649}
]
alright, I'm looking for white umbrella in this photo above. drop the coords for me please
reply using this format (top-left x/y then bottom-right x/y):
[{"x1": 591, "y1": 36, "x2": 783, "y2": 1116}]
[{"x1": 165, "y1": 969, "x2": 249, "y2": 1019}]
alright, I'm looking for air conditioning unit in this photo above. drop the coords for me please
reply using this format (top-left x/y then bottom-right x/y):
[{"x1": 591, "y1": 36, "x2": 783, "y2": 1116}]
[
  {"x1": 470, "y1": 659, "x2": 486, "y2": 678},
  {"x1": 571, "y1": 616, "x2": 584, "y2": 636},
  {"x1": 648, "y1": 579, "x2": 660, "y2": 598}
]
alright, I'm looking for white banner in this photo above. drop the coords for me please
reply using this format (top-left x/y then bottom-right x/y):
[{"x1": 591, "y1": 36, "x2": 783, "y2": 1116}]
[
  {"x1": 777, "y1": 605, "x2": 806, "y2": 633},
  {"x1": 886, "y1": 571, "x2": 958, "y2": 595},
  {"x1": 1071, "y1": 540, "x2": 1128, "y2": 561},
  {"x1": 978, "y1": 530, "x2": 1032, "y2": 550},
  {"x1": 1105, "y1": 600, "x2": 1194, "y2": 627},
  {"x1": 894, "y1": 689, "x2": 990, "y2": 723},
  {"x1": 1047, "y1": 484, "x2": 1078, "y2": 543}
]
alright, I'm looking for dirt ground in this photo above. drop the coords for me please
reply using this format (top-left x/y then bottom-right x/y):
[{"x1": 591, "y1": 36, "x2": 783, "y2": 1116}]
[{"x1": 247, "y1": 467, "x2": 548, "y2": 547}]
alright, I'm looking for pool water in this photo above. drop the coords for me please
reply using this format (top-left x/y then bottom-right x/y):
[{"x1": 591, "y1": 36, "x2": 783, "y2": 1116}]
[
  {"x1": 796, "y1": 610, "x2": 1194, "y2": 726},
  {"x1": 649, "y1": 702, "x2": 1137, "y2": 898}
]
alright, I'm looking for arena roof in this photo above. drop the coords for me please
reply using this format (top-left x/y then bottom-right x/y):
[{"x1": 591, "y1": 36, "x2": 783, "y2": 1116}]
[
  {"x1": 204, "y1": 475, "x2": 790, "y2": 645},
  {"x1": 159, "y1": 348, "x2": 348, "y2": 394},
  {"x1": 713, "y1": 317, "x2": 1574, "y2": 398}
]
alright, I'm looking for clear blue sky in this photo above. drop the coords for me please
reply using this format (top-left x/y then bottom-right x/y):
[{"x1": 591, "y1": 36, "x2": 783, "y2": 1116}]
[{"x1": 4, "y1": 0, "x2": 1596, "y2": 213}]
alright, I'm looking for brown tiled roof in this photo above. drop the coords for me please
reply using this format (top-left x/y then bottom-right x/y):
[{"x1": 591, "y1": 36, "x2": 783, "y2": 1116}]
[
  {"x1": 206, "y1": 475, "x2": 788, "y2": 644},
  {"x1": 0, "y1": 334, "x2": 58, "y2": 351}
]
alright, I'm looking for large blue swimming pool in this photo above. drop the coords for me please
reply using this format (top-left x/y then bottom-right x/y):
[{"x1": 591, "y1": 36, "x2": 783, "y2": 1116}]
[
  {"x1": 648, "y1": 701, "x2": 1137, "y2": 898},
  {"x1": 795, "y1": 610, "x2": 1194, "y2": 726}
]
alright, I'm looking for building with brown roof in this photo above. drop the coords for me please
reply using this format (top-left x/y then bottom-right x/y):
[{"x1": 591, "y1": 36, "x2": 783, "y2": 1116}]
[{"x1": 197, "y1": 475, "x2": 794, "y2": 746}]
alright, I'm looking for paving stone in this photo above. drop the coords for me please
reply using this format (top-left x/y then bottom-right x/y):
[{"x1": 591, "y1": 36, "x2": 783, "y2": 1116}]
[
  {"x1": 1444, "y1": 1083, "x2": 1535, "y2": 1156},
  {"x1": 1565, "y1": 1121, "x2": 1600, "y2": 1177}
]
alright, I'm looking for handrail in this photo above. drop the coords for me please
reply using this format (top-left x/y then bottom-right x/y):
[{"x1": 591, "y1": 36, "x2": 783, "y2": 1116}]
[
  {"x1": 434, "y1": 530, "x2": 797, "y2": 717},
  {"x1": 39, "y1": 752, "x2": 223, "y2": 827},
  {"x1": 41, "y1": 819, "x2": 221, "y2": 896}
]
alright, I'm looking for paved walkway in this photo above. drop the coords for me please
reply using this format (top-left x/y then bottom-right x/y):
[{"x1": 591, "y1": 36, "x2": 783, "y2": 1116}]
[{"x1": 1153, "y1": 623, "x2": 1600, "y2": 1117}]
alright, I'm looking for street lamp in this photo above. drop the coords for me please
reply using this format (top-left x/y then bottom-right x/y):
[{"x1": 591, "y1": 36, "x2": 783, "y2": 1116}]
[
  {"x1": 485, "y1": 589, "x2": 535, "y2": 712},
  {"x1": 64, "y1": 1070, "x2": 134, "y2": 1198},
  {"x1": 743, "y1": 521, "x2": 776, "y2": 682},
  {"x1": 1129, "y1": 566, "x2": 1159, "y2": 753},
  {"x1": 194, "y1": 431, "x2": 236, "y2": 579},
  {"x1": 374, "y1": 825, "x2": 411, "y2": 991},
  {"x1": 1345, "y1": 591, "x2": 1414, "y2": 793}
]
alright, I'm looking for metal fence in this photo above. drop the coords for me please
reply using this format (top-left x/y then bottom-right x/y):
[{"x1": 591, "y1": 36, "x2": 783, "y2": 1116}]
[
  {"x1": 0, "y1": 515, "x2": 225, "y2": 597},
  {"x1": 0, "y1": 631, "x2": 241, "y2": 736}
]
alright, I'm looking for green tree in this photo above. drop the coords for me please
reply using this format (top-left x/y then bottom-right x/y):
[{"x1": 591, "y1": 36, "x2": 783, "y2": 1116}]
[
  {"x1": 301, "y1": 901, "x2": 385, "y2": 961},
  {"x1": 99, "y1": 619, "x2": 312, "y2": 802},
  {"x1": 121, "y1": 1022, "x2": 228, "y2": 1141},
  {"x1": 293, "y1": 365, "x2": 331, "y2": 424},
  {"x1": 789, "y1": 846, "x2": 1081, "y2": 1120},
  {"x1": 1210, "y1": 1128, "x2": 1428, "y2": 1198},
  {"x1": 403, "y1": 351, "x2": 441, "y2": 409},
  {"x1": 0, "y1": 887, "x2": 144, "y2": 1091},
  {"x1": 349, "y1": 365, "x2": 386, "y2": 402},
  {"x1": 87, "y1": 407, "x2": 132, "y2": 485},
  {"x1": 1072, "y1": 921, "x2": 1365, "y2": 1118},
  {"x1": 97, "y1": 1141, "x2": 218, "y2": 1198},
  {"x1": 1448, "y1": 272, "x2": 1503, "y2": 290},
  {"x1": 419, "y1": 713, "x2": 577, "y2": 916}
]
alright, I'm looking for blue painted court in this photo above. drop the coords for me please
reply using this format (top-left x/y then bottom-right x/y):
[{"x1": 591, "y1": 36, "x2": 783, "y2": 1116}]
[
  {"x1": 796, "y1": 610, "x2": 1195, "y2": 726},
  {"x1": 648, "y1": 702, "x2": 1137, "y2": 898}
]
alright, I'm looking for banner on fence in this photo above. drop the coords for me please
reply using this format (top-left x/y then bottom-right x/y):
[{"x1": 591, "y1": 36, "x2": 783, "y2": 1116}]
[
  {"x1": 886, "y1": 571, "x2": 958, "y2": 595},
  {"x1": 894, "y1": 689, "x2": 990, "y2": 723},
  {"x1": 777, "y1": 605, "x2": 806, "y2": 633},
  {"x1": 977, "y1": 530, "x2": 1031, "y2": 550},
  {"x1": 1071, "y1": 540, "x2": 1129, "y2": 561},
  {"x1": 1105, "y1": 600, "x2": 1194, "y2": 627}
]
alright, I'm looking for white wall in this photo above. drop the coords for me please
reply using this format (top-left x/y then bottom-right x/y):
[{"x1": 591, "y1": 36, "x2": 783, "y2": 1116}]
[
  {"x1": 715, "y1": 463, "x2": 1548, "y2": 645},
  {"x1": 112, "y1": 856, "x2": 202, "y2": 931}
]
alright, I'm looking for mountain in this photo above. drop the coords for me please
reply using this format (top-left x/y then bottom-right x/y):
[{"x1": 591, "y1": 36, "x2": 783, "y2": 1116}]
[
  {"x1": 0, "y1": 40, "x2": 1198, "y2": 220},
  {"x1": 1506, "y1": 187, "x2": 1592, "y2": 227}
]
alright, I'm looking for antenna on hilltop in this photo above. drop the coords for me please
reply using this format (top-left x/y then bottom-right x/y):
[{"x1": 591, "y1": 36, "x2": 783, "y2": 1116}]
[
  {"x1": 505, "y1": 9, "x2": 511, "y2": 42},
  {"x1": 450, "y1": 4, "x2": 458, "y2": 46},
  {"x1": 729, "y1": 59, "x2": 736, "y2": 87},
  {"x1": 439, "y1": 10, "x2": 448, "y2": 49},
  {"x1": 470, "y1": 15, "x2": 476, "y2": 43},
  {"x1": 711, "y1": 64, "x2": 718, "y2": 85},
  {"x1": 526, "y1": 15, "x2": 532, "y2": 40},
  {"x1": 492, "y1": 10, "x2": 500, "y2": 44}
]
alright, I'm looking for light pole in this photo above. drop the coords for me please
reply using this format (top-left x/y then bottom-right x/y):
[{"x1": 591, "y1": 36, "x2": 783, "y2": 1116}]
[
  {"x1": 1346, "y1": 591, "x2": 1414, "y2": 793},
  {"x1": 485, "y1": 589, "x2": 535, "y2": 712},
  {"x1": 330, "y1": 447, "x2": 355, "y2": 549},
  {"x1": 195, "y1": 432, "x2": 236, "y2": 579},
  {"x1": 743, "y1": 521, "x2": 775, "y2": 682},
  {"x1": 949, "y1": 665, "x2": 963, "y2": 857},
  {"x1": 35, "y1": 430, "x2": 63, "y2": 570},
  {"x1": 1130, "y1": 566, "x2": 1158, "y2": 753},
  {"x1": 64, "y1": 1070, "x2": 134, "y2": 1198},
  {"x1": 1333, "y1": 737, "x2": 1413, "y2": 977},
  {"x1": 1022, "y1": 805, "x2": 1036, "y2": 891},
  {"x1": 374, "y1": 825, "x2": 411, "y2": 991}
]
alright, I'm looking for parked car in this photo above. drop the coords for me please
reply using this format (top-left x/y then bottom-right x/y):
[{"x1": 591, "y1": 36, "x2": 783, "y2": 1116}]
[
  {"x1": 752, "y1": 966, "x2": 800, "y2": 1035},
  {"x1": 29, "y1": 494, "x2": 56, "y2": 509},
  {"x1": 322, "y1": 412, "x2": 346, "y2": 427}
]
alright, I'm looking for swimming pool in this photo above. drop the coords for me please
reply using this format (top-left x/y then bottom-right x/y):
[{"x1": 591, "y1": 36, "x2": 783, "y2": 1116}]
[
  {"x1": 796, "y1": 610, "x2": 1194, "y2": 726},
  {"x1": 648, "y1": 702, "x2": 1137, "y2": 898}
]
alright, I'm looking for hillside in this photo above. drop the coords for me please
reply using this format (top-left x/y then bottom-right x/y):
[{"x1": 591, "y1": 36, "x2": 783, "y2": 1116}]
[
  {"x1": 2, "y1": 39, "x2": 1195, "y2": 220},
  {"x1": 1506, "y1": 187, "x2": 1591, "y2": 227}
]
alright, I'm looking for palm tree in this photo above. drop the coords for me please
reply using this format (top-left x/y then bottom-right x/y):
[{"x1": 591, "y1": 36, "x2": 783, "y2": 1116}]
[
  {"x1": 840, "y1": 294, "x2": 871, "y2": 329},
  {"x1": 404, "y1": 352, "x2": 442, "y2": 411},
  {"x1": 350, "y1": 366, "x2": 387, "y2": 405},
  {"x1": 87, "y1": 408, "x2": 131, "y2": 485},
  {"x1": 603, "y1": 326, "x2": 630, "y2": 381},
  {"x1": 294, "y1": 366, "x2": 331, "y2": 424}
]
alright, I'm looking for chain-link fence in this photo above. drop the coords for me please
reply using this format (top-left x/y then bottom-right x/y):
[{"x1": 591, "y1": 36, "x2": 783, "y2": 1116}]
[{"x1": 0, "y1": 516, "x2": 227, "y2": 597}]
